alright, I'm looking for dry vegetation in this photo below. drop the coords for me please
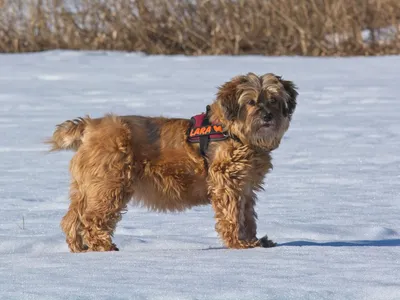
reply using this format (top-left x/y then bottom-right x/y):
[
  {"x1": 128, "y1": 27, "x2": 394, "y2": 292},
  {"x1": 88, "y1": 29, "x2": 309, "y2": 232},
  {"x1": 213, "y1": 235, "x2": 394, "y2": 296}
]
[{"x1": 0, "y1": 0, "x2": 399, "y2": 56}]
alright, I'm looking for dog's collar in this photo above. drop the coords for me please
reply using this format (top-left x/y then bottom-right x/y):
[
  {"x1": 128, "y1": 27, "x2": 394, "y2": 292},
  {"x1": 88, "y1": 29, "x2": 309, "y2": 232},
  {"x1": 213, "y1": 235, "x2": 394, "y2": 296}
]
[{"x1": 187, "y1": 106, "x2": 242, "y2": 157}]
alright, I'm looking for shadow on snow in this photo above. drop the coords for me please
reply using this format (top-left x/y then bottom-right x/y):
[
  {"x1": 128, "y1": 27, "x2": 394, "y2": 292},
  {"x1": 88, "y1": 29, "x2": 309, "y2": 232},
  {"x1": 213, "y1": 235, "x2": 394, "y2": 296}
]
[{"x1": 279, "y1": 239, "x2": 400, "y2": 247}]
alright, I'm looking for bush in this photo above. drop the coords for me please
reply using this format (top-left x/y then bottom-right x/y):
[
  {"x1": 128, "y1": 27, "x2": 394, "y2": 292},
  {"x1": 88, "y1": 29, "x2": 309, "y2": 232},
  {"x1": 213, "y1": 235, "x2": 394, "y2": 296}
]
[{"x1": 0, "y1": 0, "x2": 399, "y2": 56}]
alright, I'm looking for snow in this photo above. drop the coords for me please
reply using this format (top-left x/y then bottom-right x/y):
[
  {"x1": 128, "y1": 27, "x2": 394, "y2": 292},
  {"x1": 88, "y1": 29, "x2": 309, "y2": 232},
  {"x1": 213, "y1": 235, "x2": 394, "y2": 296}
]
[
  {"x1": 362, "y1": 26, "x2": 399, "y2": 44},
  {"x1": 326, "y1": 25, "x2": 399, "y2": 46},
  {"x1": 1, "y1": 51, "x2": 400, "y2": 299}
]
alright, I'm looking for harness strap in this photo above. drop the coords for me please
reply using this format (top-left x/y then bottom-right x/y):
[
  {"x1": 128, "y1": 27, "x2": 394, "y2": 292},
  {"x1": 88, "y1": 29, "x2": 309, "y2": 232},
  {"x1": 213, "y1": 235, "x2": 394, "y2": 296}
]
[
  {"x1": 199, "y1": 105, "x2": 211, "y2": 157},
  {"x1": 187, "y1": 106, "x2": 243, "y2": 162}
]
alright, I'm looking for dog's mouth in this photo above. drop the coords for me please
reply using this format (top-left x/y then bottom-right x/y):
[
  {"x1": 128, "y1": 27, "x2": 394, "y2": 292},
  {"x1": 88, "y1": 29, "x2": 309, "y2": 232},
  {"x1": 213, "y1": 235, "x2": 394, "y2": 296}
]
[
  {"x1": 255, "y1": 120, "x2": 277, "y2": 137},
  {"x1": 259, "y1": 120, "x2": 275, "y2": 129},
  {"x1": 261, "y1": 121, "x2": 273, "y2": 128}
]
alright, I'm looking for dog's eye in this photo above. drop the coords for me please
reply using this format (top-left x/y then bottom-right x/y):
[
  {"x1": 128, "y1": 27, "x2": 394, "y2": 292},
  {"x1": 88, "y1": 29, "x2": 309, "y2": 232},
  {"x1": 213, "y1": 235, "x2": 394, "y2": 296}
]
[
  {"x1": 270, "y1": 98, "x2": 277, "y2": 104},
  {"x1": 247, "y1": 100, "x2": 256, "y2": 106}
]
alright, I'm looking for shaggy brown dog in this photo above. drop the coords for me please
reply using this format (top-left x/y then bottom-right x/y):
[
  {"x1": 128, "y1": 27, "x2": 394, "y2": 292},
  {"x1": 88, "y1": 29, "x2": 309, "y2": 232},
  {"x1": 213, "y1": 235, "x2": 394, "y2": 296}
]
[{"x1": 48, "y1": 73, "x2": 298, "y2": 252}]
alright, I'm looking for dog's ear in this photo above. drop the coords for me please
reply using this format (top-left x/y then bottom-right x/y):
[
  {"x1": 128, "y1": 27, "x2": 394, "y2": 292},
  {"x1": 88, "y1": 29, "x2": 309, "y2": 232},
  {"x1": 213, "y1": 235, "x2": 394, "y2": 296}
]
[
  {"x1": 216, "y1": 76, "x2": 247, "y2": 121},
  {"x1": 280, "y1": 79, "x2": 298, "y2": 119}
]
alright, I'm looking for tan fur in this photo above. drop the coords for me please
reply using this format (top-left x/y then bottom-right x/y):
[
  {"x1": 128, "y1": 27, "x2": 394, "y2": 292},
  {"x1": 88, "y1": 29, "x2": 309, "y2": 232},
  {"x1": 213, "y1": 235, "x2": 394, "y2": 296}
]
[
  {"x1": 48, "y1": 73, "x2": 298, "y2": 252},
  {"x1": 47, "y1": 117, "x2": 91, "y2": 151}
]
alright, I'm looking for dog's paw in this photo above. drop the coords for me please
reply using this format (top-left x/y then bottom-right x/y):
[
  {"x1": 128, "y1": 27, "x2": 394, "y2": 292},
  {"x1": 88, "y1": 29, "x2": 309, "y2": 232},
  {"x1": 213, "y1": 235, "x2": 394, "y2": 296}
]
[{"x1": 258, "y1": 235, "x2": 277, "y2": 248}]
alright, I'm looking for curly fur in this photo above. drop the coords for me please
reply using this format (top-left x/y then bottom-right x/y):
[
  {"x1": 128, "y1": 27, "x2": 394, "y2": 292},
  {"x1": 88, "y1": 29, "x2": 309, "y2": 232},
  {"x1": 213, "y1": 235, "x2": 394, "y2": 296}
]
[{"x1": 48, "y1": 72, "x2": 298, "y2": 252}]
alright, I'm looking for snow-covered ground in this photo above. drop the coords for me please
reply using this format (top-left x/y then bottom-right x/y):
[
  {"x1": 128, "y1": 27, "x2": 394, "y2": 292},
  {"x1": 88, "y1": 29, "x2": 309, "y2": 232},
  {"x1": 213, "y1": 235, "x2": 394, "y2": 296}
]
[{"x1": 0, "y1": 51, "x2": 399, "y2": 300}]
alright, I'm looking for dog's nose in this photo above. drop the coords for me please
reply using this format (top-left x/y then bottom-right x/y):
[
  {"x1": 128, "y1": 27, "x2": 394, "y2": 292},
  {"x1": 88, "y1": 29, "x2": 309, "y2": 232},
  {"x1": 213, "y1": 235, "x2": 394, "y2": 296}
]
[{"x1": 264, "y1": 112, "x2": 273, "y2": 122}]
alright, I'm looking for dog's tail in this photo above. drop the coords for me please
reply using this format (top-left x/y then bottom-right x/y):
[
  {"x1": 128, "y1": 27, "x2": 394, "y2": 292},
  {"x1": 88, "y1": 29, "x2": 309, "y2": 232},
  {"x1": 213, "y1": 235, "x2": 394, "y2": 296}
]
[{"x1": 46, "y1": 117, "x2": 91, "y2": 151}]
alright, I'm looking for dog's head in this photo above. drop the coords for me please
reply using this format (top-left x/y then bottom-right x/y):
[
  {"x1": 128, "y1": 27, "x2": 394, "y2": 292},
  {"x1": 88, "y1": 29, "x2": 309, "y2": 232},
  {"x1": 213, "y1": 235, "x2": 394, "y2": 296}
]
[{"x1": 213, "y1": 73, "x2": 298, "y2": 150}]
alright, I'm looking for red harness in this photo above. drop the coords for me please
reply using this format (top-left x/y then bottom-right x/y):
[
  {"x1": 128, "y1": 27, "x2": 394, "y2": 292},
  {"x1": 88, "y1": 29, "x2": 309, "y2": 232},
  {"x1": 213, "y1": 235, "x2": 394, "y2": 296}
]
[
  {"x1": 187, "y1": 113, "x2": 227, "y2": 143},
  {"x1": 187, "y1": 106, "x2": 229, "y2": 158}
]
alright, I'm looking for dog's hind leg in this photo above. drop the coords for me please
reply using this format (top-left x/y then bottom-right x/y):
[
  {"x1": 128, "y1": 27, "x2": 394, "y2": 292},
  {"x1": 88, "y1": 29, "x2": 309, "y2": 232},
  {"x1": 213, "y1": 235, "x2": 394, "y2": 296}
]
[
  {"x1": 72, "y1": 115, "x2": 134, "y2": 252},
  {"x1": 61, "y1": 181, "x2": 86, "y2": 252},
  {"x1": 79, "y1": 177, "x2": 133, "y2": 252}
]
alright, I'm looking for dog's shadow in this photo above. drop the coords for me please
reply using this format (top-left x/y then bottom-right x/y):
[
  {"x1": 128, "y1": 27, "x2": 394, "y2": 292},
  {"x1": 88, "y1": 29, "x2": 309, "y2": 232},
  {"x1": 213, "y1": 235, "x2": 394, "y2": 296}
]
[
  {"x1": 200, "y1": 239, "x2": 400, "y2": 250},
  {"x1": 278, "y1": 239, "x2": 400, "y2": 247}
]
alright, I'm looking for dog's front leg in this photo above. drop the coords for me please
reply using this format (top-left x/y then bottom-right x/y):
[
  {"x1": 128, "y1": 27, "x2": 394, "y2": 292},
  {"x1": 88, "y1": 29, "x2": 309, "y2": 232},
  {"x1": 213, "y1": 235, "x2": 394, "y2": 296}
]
[
  {"x1": 242, "y1": 188, "x2": 258, "y2": 243},
  {"x1": 243, "y1": 188, "x2": 276, "y2": 248},
  {"x1": 208, "y1": 148, "x2": 261, "y2": 249}
]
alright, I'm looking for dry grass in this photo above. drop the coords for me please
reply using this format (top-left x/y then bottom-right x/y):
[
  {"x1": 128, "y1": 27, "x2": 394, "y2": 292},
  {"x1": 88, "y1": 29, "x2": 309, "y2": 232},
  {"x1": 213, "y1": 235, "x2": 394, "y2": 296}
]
[{"x1": 0, "y1": 0, "x2": 399, "y2": 56}]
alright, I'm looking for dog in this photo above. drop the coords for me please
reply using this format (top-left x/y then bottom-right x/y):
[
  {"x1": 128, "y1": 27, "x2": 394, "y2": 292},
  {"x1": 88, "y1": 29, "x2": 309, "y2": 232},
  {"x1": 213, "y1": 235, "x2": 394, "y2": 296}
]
[{"x1": 47, "y1": 72, "x2": 298, "y2": 252}]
